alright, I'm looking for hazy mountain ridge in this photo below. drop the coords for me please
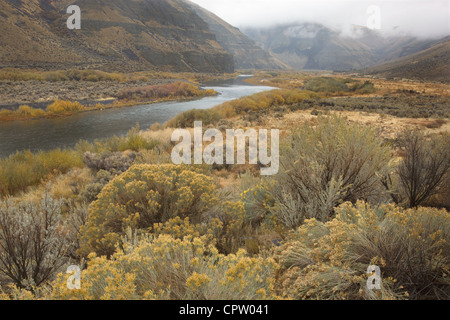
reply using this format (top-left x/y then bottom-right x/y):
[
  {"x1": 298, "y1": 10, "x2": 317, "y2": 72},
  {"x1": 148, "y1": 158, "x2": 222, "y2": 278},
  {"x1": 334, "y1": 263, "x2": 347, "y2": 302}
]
[
  {"x1": 360, "y1": 37, "x2": 450, "y2": 83},
  {"x1": 0, "y1": 0, "x2": 237, "y2": 72},
  {"x1": 242, "y1": 23, "x2": 447, "y2": 71},
  {"x1": 182, "y1": 0, "x2": 287, "y2": 70}
]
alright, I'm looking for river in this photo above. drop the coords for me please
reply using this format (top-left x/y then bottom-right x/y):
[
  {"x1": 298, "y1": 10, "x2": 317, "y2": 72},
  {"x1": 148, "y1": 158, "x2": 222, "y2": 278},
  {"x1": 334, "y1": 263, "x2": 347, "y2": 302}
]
[{"x1": 0, "y1": 77, "x2": 275, "y2": 158}]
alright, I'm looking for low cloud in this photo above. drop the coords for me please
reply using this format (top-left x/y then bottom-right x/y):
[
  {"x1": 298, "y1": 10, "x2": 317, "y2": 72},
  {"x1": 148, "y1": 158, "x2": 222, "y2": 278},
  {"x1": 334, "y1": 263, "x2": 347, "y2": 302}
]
[{"x1": 189, "y1": 0, "x2": 449, "y2": 38}]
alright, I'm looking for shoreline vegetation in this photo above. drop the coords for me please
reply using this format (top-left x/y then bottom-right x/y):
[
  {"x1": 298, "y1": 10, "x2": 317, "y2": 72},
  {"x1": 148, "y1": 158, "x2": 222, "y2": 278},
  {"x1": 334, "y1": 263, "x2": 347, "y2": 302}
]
[
  {"x1": 0, "y1": 69, "x2": 379, "y2": 122},
  {"x1": 0, "y1": 68, "x2": 237, "y2": 84},
  {"x1": 0, "y1": 81, "x2": 218, "y2": 122}
]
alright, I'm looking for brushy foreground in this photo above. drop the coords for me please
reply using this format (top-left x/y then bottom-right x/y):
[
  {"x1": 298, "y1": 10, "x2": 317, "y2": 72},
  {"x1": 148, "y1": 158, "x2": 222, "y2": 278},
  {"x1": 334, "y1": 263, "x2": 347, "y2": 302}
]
[{"x1": 0, "y1": 90, "x2": 449, "y2": 300}]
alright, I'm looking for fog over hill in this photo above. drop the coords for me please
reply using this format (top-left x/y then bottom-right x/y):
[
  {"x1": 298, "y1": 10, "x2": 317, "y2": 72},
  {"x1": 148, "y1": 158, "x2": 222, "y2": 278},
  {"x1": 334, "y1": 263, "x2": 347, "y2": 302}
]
[
  {"x1": 191, "y1": 0, "x2": 449, "y2": 72},
  {"x1": 243, "y1": 23, "x2": 447, "y2": 71},
  {"x1": 361, "y1": 36, "x2": 450, "y2": 83}
]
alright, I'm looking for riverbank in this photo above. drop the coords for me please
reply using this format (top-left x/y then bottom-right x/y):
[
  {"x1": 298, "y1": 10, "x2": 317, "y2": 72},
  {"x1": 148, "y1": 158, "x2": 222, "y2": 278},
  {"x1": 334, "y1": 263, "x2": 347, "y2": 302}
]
[
  {"x1": 0, "y1": 81, "x2": 276, "y2": 158},
  {"x1": 0, "y1": 81, "x2": 218, "y2": 122}
]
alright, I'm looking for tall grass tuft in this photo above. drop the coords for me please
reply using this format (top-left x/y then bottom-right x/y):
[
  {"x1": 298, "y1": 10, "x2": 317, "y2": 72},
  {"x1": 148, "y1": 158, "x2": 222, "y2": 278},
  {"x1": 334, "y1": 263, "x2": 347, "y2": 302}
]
[{"x1": 0, "y1": 149, "x2": 83, "y2": 196}]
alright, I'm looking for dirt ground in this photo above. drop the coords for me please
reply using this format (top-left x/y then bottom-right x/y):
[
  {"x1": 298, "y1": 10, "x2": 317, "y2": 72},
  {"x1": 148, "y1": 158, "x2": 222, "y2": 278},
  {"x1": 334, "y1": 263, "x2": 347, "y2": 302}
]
[{"x1": 0, "y1": 79, "x2": 174, "y2": 108}]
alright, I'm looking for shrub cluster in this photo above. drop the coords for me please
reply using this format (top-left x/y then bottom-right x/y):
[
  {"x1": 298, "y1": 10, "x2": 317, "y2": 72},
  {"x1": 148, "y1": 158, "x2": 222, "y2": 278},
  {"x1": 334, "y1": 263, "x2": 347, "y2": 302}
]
[
  {"x1": 0, "y1": 149, "x2": 83, "y2": 196},
  {"x1": 0, "y1": 195, "x2": 71, "y2": 290},
  {"x1": 304, "y1": 77, "x2": 376, "y2": 95},
  {"x1": 83, "y1": 151, "x2": 137, "y2": 174},
  {"x1": 46, "y1": 100, "x2": 86, "y2": 114},
  {"x1": 78, "y1": 164, "x2": 218, "y2": 257},
  {"x1": 0, "y1": 100, "x2": 93, "y2": 121},
  {"x1": 383, "y1": 130, "x2": 450, "y2": 208},
  {"x1": 303, "y1": 95, "x2": 450, "y2": 119},
  {"x1": 271, "y1": 115, "x2": 391, "y2": 229},
  {"x1": 51, "y1": 235, "x2": 277, "y2": 300},
  {"x1": 117, "y1": 82, "x2": 216, "y2": 102},
  {"x1": 165, "y1": 89, "x2": 319, "y2": 128},
  {"x1": 275, "y1": 202, "x2": 450, "y2": 300}
]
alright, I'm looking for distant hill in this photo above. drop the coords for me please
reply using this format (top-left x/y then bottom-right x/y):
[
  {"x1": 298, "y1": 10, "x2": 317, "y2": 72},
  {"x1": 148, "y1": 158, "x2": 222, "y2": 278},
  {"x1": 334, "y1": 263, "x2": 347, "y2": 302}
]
[
  {"x1": 360, "y1": 37, "x2": 450, "y2": 83},
  {"x1": 243, "y1": 23, "x2": 444, "y2": 71},
  {"x1": 1, "y1": 0, "x2": 281, "y2": 73},
  {"x1": 182, "y1": 0, "x2": 286, "y2": 70}
]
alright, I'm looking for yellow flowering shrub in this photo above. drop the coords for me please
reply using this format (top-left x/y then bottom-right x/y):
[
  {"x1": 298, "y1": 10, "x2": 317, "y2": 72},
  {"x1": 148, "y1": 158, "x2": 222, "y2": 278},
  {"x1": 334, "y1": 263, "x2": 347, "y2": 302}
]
[
  {"x1": 78, "y1": 164, "x2": 218, "y2": 257},
  {"x1": 0, "y1": 285, "x2": 39, "y2": 300},
  {"x1": 51, "y1": 254, "x2": 140, "y2": 300},
  {"x1": 209, "y1": 200, "x2": 254, "y2": 254},
  {"x1": 46, "y1": 100, "x2": 86, "y2": 114},
  {"x1": 152, "y1": 216, "x2": 209, "y2": 240},
  {"x1": 275, "y1": 201, "x2": 450, "y2": 300},
  {"x1": 51, "y1": 235, "x2": 277, "y2": 300}
]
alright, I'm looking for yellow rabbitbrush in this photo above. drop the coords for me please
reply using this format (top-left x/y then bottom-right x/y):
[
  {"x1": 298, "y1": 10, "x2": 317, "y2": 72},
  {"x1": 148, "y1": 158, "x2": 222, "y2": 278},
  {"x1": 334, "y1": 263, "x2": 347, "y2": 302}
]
[
  {"x1": 78, "y1": 164, "x2": 218, "y2": 258},
  {"x1": 52, "y1": 234, "x2": 277, "y2": 300},
  {"x1": 274, "y1": 201, "x2": 450, "y2": 300}
]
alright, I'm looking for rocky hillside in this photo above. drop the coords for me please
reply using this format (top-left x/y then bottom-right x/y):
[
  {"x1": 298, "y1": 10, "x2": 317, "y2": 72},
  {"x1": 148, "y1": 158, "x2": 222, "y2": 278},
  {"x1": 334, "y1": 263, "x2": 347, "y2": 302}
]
[
  {"x1": 243, "y1": 23, "x2": 443, "y2": 71},
  {"x1": 0, "y1": 0, "x2": 237, "y2": 72},
  {"x1": 361, "y1": 37, "x2": 450, "y2": 83},
  {"x1": 182, "y1": 0, "x2": 286, "y2": 70}
]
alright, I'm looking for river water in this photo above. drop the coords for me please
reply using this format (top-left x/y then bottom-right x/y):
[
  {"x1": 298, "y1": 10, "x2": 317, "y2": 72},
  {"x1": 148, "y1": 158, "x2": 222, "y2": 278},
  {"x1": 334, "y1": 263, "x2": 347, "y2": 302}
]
[{"x1": 0, "y1": 77, "x2": 275, "y2": 158}]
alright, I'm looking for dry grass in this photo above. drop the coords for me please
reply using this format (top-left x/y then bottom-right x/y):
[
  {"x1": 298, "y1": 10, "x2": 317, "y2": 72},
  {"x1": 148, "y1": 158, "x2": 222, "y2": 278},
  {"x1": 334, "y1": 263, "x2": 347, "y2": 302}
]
[
  {"x1": 243, "y1": 109, "x2": 449, "y2": 141},
  {"x1": 14, "y1": 168, "x2": 92, "y2": 204},
  {"x1": 246, "y1": 71, "x2": 450, "y2": 97},
  {"x1": 140, "y1": 128, "x2": 177, "y2": 147}
]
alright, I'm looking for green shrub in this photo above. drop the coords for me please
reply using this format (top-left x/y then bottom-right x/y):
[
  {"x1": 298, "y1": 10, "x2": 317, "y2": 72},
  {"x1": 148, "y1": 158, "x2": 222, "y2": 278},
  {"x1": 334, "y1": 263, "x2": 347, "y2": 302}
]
[
  {"x1": 44, "y1": 71, "x2": 69, "y2": 82},
  {"x1": 0, "y1": 149, "x2": 83, "y2": 196},
  {"x1": 117, "y1": 81, "x2": 216, "y2": 101},
  {"x1": 304, "y1": 77, "x2": 376, "y2": 95},
  {"x1": 275, "y1": 201, "x2": 450, "y2": 300},
  {"x1": 271, "y1": 115, "x2": 391, "y2": 229},
  {"x1": 349, "y1": 81, "x2": 376, "y2": 94},
  {"x1": 75, "y1": 126, "x2": 158, "y2": 154},
  {"x1": 304, "y1": 77, "x2": 350, "y2": 93},
  {"x1": 165, "y1": 109, "x2": 221, "y2": 128},
  {"x1": 80, "y1": 170, "x2": 113, "y2": 203},
  {"x1": 78, "y1": 164, "x2": 218, "y2": 257},
  {"x1": 120, "y1": 125, "x2": 159, "y2": 151}
]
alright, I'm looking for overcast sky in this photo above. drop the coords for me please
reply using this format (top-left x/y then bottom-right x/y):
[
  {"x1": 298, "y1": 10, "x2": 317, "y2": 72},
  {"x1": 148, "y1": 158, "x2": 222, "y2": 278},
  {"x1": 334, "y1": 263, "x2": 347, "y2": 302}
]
[{"x1": 189, "y1": 0, "x2": 449, "y2": 38}]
